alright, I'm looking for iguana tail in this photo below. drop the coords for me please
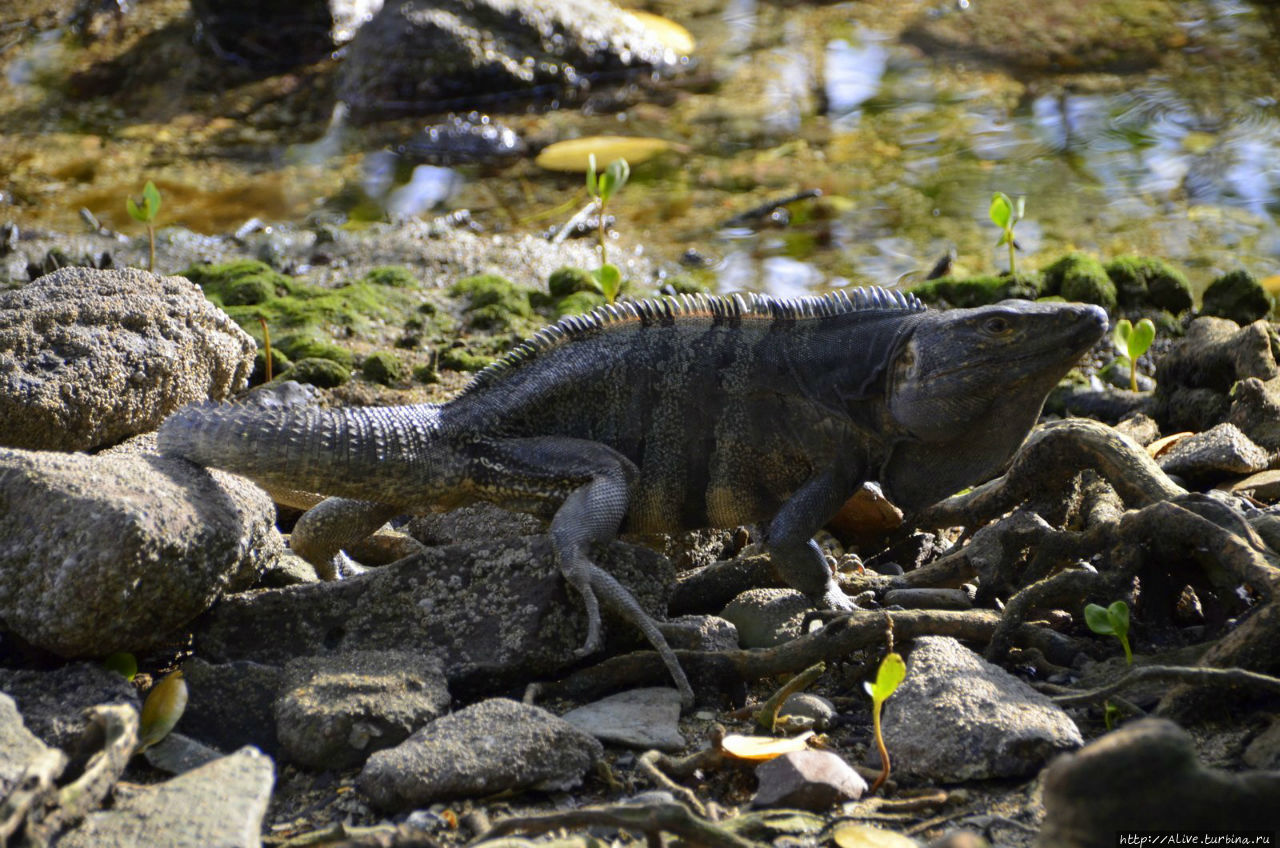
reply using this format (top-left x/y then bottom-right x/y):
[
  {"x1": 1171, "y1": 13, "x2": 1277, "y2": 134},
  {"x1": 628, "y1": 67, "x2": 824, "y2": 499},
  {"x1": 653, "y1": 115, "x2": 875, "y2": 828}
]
[{"x1": 157, "y1": 401, "x2": 446, "y2": 504}]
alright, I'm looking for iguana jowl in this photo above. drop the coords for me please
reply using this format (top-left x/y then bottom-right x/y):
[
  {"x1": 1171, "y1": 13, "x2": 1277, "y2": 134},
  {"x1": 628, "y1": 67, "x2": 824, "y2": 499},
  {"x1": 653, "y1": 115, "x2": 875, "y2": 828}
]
[{"x1": 159, "y1": 288, "x2": 1107, "y2": 704}]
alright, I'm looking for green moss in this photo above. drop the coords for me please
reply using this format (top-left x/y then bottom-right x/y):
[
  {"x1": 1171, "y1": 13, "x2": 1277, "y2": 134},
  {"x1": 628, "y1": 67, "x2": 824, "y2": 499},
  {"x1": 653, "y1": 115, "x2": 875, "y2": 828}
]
[
  {"x1": 274, "y1": 331, "x2": 355, "y2": 368},
  {"x1": 1042, "y1": 253, "x2": 1116, "y2": 311},
  {"x1": 413, "y1": 362, "x2": 439, "y2": 384},
  {"x1": 449, "y1": 274, "x2": 534, "y2": 331},
  {"x1": 1201, "y1": 270, "x2": 1273, "y2": 325},
  {"x1": 1105, "y1": 255, "x2": 1192, "y2": 313},
  {"x1": 438, "y1": 346, "x2": 494, "y2": 372},
  {"x1": 251, "y1": 347, "x2": 292, "y2": 385},
  {"x1": 548, "y1": 266, "x2": 599, "y2": 298},
  {"x1": 281, "y1": 357, "x2": 350, "y2": 388},
  {"x1": 184, "y1": 260, "x2": 293, "y2": 307},
  {"x1": 360, "y1": 266, "x2": 419, "y2": 288},
  {"x1": 662, "y1": 273, "x2": 714, "y2": 295},
  {"x1": 555, "y1": 290, "x2": 607, "y2": 317},
  {"x1": 910, "y1": 273, "x2": 1041, "y2": 307},
  {"x1": 362, "y1": 351, "x2": 408, "y2": 386}
]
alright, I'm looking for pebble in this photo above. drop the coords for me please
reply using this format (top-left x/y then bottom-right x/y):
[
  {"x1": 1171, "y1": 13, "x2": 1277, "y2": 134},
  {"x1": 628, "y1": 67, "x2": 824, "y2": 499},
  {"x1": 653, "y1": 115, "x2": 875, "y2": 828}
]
[
  {"x1": 752, "y1": 750, "x2": 867, "y2": 810},
  {"x1": 561, "y1": 687, "x2": 686, "y2": 752}
]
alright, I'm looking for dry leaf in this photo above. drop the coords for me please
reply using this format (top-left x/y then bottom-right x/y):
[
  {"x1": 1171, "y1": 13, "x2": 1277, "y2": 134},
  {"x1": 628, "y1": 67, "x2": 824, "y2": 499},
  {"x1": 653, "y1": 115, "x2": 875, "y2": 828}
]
[
  {"x1": 535, "y1": 136, "x2": 675, "y2": 172},
  {"x1": 1146, "y1": 432, "x2": 1193, "y2": 458},
  {"x1": 720, "y1": 730, "x2": 815, "y2": 761}
]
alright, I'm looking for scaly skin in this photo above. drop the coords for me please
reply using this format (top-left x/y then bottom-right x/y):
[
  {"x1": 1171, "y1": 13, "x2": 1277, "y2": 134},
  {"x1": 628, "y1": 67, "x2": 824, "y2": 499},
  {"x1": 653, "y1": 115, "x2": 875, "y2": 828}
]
[{"x1": 159, "y1": 289, "x2": 1107, "y2": 706}]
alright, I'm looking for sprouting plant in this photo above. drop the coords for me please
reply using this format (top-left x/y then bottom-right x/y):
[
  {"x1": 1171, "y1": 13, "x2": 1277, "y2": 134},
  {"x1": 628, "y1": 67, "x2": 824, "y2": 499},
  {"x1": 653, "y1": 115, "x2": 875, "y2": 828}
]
[
  {"x1": 586, "y1": 155, "x2": 629, "y2": 303},
  {"x1": 1112, "y1": 318, "x2": 1156, "y2": 393},
  {"x1": 104, "y1": 651, "x2": 137, "y2": 681},
  {"x1": 1085, "y1": 600, "x2": 1133, "y2": 665},
  {"x1": 126, "y1": 179, "x2": 162, "y2": 273},
  {"x1": 259, "y1": 317, "x2": 274, "y2": 383},
  {"x1": 989, "y1": 191, "x2": 1025, "y2": 276},
  {"x1": 136, "y1": 669, "x2": 188, "y2": 754},
  {"x1": 865, "y1": 651, "x2": 906, "y2": 793}
]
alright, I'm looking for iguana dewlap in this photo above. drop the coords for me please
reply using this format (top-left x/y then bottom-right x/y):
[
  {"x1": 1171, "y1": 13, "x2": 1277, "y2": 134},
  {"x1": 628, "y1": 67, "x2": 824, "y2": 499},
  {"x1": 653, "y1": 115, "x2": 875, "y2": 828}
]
[{"x1": 159, "y1": 289, "x2": 1107, "y2": 705}]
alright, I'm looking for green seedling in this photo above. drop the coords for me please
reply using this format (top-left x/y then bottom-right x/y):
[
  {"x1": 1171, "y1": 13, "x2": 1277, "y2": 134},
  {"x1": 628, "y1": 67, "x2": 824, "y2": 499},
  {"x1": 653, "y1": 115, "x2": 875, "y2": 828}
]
[
  {"x1": 586, "y1": 155, "x2": 630, "y2": 302},
  {"x1": 104, "y1": 651, "x2": 137, "y2": 681},
  {"x1": 1112, "y1": 318, "x2": 1156, "y2": 392},
  {"x1": 136, "y1": 669, "x2": 188, "y2": 754},
  {"x1": 1085, "y1": 600, "x2": 1133, "y2": 665},
  {"x1": 864, "y1": 651, "x2": 906, "y2": 793},
  {"x1": 989, "y1": 191, "x2": 1025, "y2": 276},
  {"x1": 126, "y1": 179, "x2": 162, "y2": 273}
]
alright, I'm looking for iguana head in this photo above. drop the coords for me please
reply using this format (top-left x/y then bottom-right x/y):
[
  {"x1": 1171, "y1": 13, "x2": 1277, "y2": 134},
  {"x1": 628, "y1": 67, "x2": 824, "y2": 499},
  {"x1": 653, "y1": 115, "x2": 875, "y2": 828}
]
[{"x1": 881, "y1": 299, "x2": 1107, "y2": 511}]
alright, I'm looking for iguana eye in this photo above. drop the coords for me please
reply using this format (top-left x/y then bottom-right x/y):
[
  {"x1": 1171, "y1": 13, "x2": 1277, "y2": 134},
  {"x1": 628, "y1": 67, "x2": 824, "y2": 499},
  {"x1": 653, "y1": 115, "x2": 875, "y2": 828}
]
[{"x1": 983, "y1": 316, "x2": 1011, "y2": 334}]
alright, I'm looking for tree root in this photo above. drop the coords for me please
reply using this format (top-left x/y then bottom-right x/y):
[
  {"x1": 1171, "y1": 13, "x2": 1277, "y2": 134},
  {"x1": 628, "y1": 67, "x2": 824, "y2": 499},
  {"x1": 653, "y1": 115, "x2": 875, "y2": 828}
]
[
  {"x1": 1050, "y1": 664, "x2": 1280, "y2": 708},
  {"x1": 471, "y1": 801, "x2": 767, "y2": 848}
]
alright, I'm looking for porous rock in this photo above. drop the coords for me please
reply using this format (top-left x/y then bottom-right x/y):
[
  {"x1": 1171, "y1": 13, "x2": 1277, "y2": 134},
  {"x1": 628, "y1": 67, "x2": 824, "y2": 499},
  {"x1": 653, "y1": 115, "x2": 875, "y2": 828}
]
[
  {"x1": 180, "y1": 658, "x2": 284, "y2": 756},
  {"x1": 337, "y1": 0, "x2": 686, "y2": 122},
  {"x1": 720, "y1": 588, "x2": 812, "y2": 648},
  {"x1": 0, "y1": 662, "x2": 138, "y2": 753},
  {"x1": 1037, "y1": 718, "x2": 1280, "y2": 845},
  {"x1": 882, "y1": 636, "x2": 1082, "y2": 781},
  {"x1": 0, "y1": 447, "x2": 280, "y2": 657},
  {"x1": 358, "y1": 698, "x2": 602, "y2": 809},
  {"x1": 193, "y1": 536, "x2": 673, "y2": 694},
  {"x1": 0, "y1": 267, "x2": 255, "y2": 451},
  {"x1": 275, "y1": 650, "x2": 452, "y2": 769},
  {"x1": 0, "y1": 692, "x2": 54, "y2": 798},
  {"x1": 1154, "y1": 317, "x2": 1280, "y2": 434},
  {"x1": 56, "y1": 746, "x2": 275, "y2": 848}
]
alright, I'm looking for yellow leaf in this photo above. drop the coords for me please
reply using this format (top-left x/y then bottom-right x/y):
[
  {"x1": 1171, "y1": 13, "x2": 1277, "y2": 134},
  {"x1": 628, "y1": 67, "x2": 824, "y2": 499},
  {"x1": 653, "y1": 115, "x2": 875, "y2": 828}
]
[
  {"x1": 832, "y1": 823, "x2": 922, "y2": 847},
  {"x1": 625, "y1": 10, "x2": 695, "y2": 54},
  {"x1": 137, "y1": 669, "x2": 188, "y2": 752},
  {"x1": 1146, "y1": 432, "x2": 1193, "y2": 459},
  {"x1": 720, "y1": 730, "x2": 814, "y2": 761},
  {"x1": 535, "y1": 136, "x2": 675, "y2": 172}
]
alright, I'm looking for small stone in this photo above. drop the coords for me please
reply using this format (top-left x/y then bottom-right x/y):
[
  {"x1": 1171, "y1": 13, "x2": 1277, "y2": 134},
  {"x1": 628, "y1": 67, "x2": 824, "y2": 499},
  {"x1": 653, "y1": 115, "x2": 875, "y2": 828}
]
[
  {"x1": 143, "y1": 731, "x2": 224, "y2": 775},
  {"x1": 561, "y1": 688, "x2": 685, "y2": 751},
  {"x1": 721, "y1": 588, "x2": 812, "y2": 648},
  {"x1": 660, "y1": 614, "x2": 739, "y2": 652},
  {"x1": 751, "y1": 750, "x2": 867, "y2": 810},
  {"x1": 1157, "y1": 422, "x2": 1270, "y2": 484},
  {"x1": 779, "y1": 693, "x2": 837, "y2": 729}
]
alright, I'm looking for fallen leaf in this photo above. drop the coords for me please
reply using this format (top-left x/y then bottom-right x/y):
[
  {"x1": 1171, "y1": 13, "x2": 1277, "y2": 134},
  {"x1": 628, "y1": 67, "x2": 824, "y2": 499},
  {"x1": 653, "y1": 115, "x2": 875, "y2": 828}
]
[
  {"x1": 626, "y1": 10, "x2": 695, "y2": 54},
  {"x1": 535, "y1": 136, "x2": 675, "y2": 172},
  {"x1": 832, "y1": 823, "x2": 922, "y2": 847},
  {"x1": 1146, "y1": 432, "x2": 1193, "y2": 458},
  {"x1": 720, "y1": 730, "x2": 815, "y2": 761}
]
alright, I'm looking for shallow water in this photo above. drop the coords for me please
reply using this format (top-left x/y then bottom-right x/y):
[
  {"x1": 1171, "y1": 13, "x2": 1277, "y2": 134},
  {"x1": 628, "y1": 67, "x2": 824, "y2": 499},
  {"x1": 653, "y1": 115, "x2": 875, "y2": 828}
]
[{"x1": 2, "y1": 0, "x2": 1278, "y2": 294}]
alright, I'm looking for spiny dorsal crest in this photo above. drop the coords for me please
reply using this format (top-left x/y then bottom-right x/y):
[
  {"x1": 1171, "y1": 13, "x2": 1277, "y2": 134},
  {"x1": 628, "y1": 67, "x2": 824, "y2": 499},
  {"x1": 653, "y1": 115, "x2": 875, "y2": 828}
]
[{"x1": 461, "y1": 287, "x2": 924, "y2": 395}]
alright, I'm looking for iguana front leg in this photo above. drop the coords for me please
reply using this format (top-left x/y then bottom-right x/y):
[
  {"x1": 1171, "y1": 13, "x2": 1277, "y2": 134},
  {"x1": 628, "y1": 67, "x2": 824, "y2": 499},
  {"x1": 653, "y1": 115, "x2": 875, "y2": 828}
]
[
  {"x1": 471, "y1": 437, "x2": 696, "y2": 707},
  {"x1": 764, "y1": 467, "x2": 861, "y2": 611}
]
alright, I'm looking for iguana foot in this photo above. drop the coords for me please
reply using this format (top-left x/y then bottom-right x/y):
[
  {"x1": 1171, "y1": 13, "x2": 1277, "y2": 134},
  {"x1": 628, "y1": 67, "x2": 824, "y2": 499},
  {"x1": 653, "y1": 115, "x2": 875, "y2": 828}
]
[{"x1": 818, "y1": 583, "x2": 861, "y2": 612}]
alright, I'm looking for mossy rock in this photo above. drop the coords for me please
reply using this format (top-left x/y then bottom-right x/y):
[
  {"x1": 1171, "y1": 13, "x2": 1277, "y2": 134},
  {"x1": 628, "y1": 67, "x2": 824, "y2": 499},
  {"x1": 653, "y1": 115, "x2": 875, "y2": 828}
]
[
  {"x1": 548, "y1": 266, "x2": 599, "y2": 298},
  {"x1": 251, "y1": 347, "x2": 292, "y2": 385},
  {"x1": 360, "y1": 266, "x2": 419, "y2": 288},
  {"x1": 1105, "y1": 255, "x2": 1192, "y2": 313},
  {"x1": 555, "y1": 290, "x2": 607, "y2": 317},
  {"x1": 438, "y1": 346, "x2": 494, "y2": 372},
  {"x1": 274, "y1": 332, "x2": 356, "y2": 369},
  {"x1": 1042, "y1": 253, "x2": 1116, "y2": 311},
  {"x1": 449, "y1": 273, "x2": 535, "y2": 331},
  {"x1": 1201, "y1": 270, "x2": 1273, "y2": 325},
  {"x1": 662, "y1": 273, "x2": 714, "y2": 295},
  {"x1": 362, "y1": 351, "x2": 409, "y2": 386},
  {"x1": 413, "y1": 362, "x2": 439, "y2": 384},
  {"x1": 282, "y1": 357, "x2": 350, "y2": 388},
  {"x1": 184, "y1": 260, "x2": 293, "y2": 307},
  {"x1": 910, "y1": 272, "x2": 1041, "y2": 307}
]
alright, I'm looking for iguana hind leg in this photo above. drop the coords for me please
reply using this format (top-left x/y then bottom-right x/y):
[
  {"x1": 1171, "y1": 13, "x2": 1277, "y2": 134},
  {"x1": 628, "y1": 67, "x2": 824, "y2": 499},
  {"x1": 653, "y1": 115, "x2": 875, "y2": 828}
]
[
  {"x1": 475, "y1": 436, "x2": 695, "y2": 707},
  {"x1": 292, "y1": 499, "x2": 403, "y2": 580}
]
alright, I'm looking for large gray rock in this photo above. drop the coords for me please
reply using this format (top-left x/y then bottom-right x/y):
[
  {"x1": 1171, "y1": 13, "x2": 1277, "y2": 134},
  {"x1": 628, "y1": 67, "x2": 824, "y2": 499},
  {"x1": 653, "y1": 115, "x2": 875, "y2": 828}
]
[
  {"x1": 193, "y1": 536, "x2": 674, "y2": 693},
  {"x1": 0, "y1": 267, "x2": 256, "y2": 451},
  {"x1": 275, "y1": 650, "x2": 452, "y2": 769},
  {"x1": 882, "y1": 636, "x2": 1082, "y2": 781},
  {"x1": 0, "y1": 663, "x2": 138, "y2": 753},
  {"x1": 180, "y1": 658, "x2": 284, "y2": 756},
  {"x1": 359, "y1": 698, "x2": 602, "y2": 810},
  {"x1": 337, "y1": 0, "x2": 687, "y2": 121},
  {"x1": 0, "y1": 447, "x2": 280, "y2": 657},
  {"x1": 0, "y1": 692, "x2": 55, "y2": 798},
  {"x1": 56, "y1": 746, "x2": 275, "y2": 848}
]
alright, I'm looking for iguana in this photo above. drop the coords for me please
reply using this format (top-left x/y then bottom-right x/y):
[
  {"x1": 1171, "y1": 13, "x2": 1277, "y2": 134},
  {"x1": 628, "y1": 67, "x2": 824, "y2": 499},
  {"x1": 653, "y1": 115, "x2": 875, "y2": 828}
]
[{"x1": 159, "y1": 288, "x2": 1107, "y2": 704}]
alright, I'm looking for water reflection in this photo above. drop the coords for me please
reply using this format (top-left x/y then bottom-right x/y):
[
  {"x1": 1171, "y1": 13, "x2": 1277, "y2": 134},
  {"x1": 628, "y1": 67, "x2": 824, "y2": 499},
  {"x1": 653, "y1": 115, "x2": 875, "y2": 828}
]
[{"x1": 824, "y1": 33, "x2": 889, "y2": 125}]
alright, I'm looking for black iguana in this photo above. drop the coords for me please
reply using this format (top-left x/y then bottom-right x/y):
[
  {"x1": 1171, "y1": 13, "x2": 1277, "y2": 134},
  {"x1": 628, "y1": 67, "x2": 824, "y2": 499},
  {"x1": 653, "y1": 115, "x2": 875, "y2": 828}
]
[{"x1": 159, "y1": 289, "x2": 1107, "y2": 704}]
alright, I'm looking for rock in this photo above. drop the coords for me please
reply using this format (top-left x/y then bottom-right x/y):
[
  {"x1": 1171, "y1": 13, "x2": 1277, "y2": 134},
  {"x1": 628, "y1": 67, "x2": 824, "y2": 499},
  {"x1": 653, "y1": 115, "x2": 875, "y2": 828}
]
[
  {"x1": 275, "y1": 650, "x2": 452, "y2": 769},
  {"x1": 1244, "y1": 717, "x2": 1280, "y2": 769},
  {"x1": 779, "y1": 693, "x2": 837, "y2": 730},
  {"x1": 336, "y1": 0, "x2": 687, "y2": 122},
  {"x1": 190, "y1": 0, "x2": 380, "y2": 70},
  {"x1": 661, "y1": 614, "x2": 739, "y2": 653},
  {"x1": 193, "y1": 536, "x2": 674, "y2": 694},
  {"x1": 1224, "y1": 470, "x2": 1280, "y2": 503},
  {"x1": 0, "y1": 267, "x2": 255, "y2": 451},
  {"x1": 1105, "y1": 255, "x2": 1193, "y2": 313},
  {"x1": 143, "y1": 731, "x2": 224, "y2": 775},
  {"x1": 882, "y1": 588, "x2": 973, "y2": 610},
  {"x1": 720, "y1": 588, "x2": 812, "y2": 648},
  {"x1": 358, "y1": 698, "x2": 602, "y2": 810},
  {"x1": 1228, "y1": 377, "x2": 1280, "y2": 451},
  {"x1": 0, "y1": 662, "x2": 138, "y2": 753},
  {"x1": 751, "y1": 750, "x2": 867, "y2": 810},
  {"x1": 1112, "y1": 412, "x2": 1161, "y2": 446},
  {"x1": 0, "y1": 447, "x2": 280, "y2": 657},
  {"x1": 1156, "y1": 422, "x2": 1271, "y2": 485},
  {"x1": 180, "y1": 658, "x2": 284, "y2": 756},
  {"x1": 1037, "y1": 718, "x2": 1280, "y2": 845},
  {"x1": 1154, "y1": 317, "x2": 1280, "y2": 434},
  {"x1": 56, "y1": 747, "x2": 275, "y2": 848},
  {"x1": 882, "y1": 636, "x2": 1082, "y2": 781},
  {"x1": 1201, "y1": 269, "x2": 1273, "y2": 326},
  {"x1": 1042, "y1": 253, "x2": 1117, "y2": 311},
  {"x1": 561, "y1": 687, "x2": 685, "y2": 751},
  {"x1": 903, "y1": 0, "x2": 1183, "y2": 74},
  {"x1": 404, "y1": 501, "x2": 544, "y2": 545},
  {"x1": 0, "y1": 692, "x2": 54, "y2": 797}
]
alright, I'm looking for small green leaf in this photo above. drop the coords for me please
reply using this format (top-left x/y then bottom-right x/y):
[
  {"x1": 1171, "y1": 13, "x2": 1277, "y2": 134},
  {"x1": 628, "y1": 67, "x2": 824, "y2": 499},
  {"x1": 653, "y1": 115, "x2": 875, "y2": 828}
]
[
  {"x1": 598, "y1": 158, "x2": 630, "y2": 203},
  {"x1": 863, "y1": 652, "x2": 906, "y2": 703},
  {"x1": 989, "y1": 192, "x2": 1012, "y2": 230},
  {"x1": 1127, "y1": 318, "x2": 1156, "y2": 361},
  {"x1": 104, "y1": 652, "x2": 137, "y2": 681},
  {"x1": 143, "y1": 180, "x2": 161, "y2": 217},
  {"x1": 1106, "y1": 600, "x2": 1130, "y2": 640},
  {"x1": 137, "y1": 669, "x2": 188, "y2": 753},
  {"x1": 996, "y1": 231, "x2": 1011, "y2": 247},
  {"x1": 591, "y1": 263, "x2": 622, "y2": 303},
  {"x1": 1112, "y1": 319, "x2": 1133, "y2": 355},
  {"x1": 1084, "y1": 602, "x2": 1116, "y2": 635}
]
